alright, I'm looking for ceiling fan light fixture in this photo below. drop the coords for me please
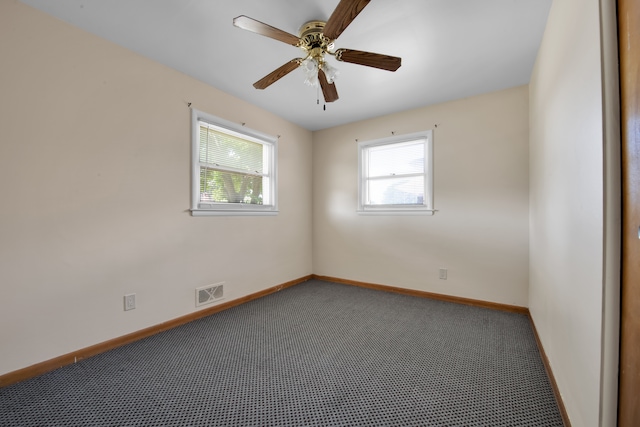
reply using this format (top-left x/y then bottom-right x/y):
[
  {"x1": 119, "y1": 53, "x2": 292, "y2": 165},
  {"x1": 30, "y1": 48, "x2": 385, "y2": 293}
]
[
  {"x1": 322, "y1": 61, "x2": 339, "y2": 84},
  {"x1": 233, "y1": 0, "x2": 401, "y2": 103},
  {"x1": 301, "y1": 57, "x2": 319, "y2": 87}
]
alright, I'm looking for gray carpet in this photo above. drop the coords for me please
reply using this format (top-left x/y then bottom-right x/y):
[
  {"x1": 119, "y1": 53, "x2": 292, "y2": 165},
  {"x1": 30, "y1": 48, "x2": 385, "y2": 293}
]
[{"x1": 0, "y1": 280, "x2": 563, "y2": 426}]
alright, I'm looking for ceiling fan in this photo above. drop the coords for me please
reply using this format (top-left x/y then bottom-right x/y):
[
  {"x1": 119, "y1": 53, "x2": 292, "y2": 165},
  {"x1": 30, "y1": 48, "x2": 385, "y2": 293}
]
[{"x1": 233, "y1": 0, "x2": 402, "y2": 103}]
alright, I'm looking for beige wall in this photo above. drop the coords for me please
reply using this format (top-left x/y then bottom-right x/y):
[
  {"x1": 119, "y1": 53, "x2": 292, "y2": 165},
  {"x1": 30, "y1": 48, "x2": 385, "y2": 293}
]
[
  {"x1": 529, "y1": 0, "x2": 619, "y2": 425},
  {"x1": 313, "y1": 86, "x2": 530, "y2": 307},
  {"x1": 0, "y1": 1, "x2": 313, "y2": 376}
]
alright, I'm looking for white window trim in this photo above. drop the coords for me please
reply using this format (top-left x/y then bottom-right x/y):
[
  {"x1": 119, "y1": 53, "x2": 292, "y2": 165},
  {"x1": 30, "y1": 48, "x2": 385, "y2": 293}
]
[
  {"x1": 357, "y1": 130, "x2": 434, "y2": 215},
  {"x1": 191, "y1": 109, "x2": 278, "y2": 216}
]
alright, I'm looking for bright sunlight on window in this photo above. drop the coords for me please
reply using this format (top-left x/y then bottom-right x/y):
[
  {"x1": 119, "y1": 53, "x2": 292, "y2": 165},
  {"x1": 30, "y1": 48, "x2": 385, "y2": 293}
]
[
  {"x1": 358, "y1": 130, "x2": 434, "y2": 215},
  {"x1": 191, "y1": 109, "x2": 277, "y2": 216}
]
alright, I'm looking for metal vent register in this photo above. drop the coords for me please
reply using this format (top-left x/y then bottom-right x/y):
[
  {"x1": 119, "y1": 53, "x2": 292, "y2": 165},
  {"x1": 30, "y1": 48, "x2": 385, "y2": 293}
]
[{"x1": 195, "y1": 283, "x2": 224, "y2": 307}]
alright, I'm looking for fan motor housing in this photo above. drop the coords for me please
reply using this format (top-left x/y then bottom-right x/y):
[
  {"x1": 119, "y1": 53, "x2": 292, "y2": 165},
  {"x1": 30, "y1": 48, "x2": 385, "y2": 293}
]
[{"x1": 299, "y1": 21, "x2": 333, "y2": 55}]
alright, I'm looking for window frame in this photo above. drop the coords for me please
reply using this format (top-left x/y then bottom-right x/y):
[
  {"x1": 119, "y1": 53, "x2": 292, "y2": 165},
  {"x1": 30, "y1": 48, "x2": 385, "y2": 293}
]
[
  {"x1": 357, "y1": 130, "x2": 434, "y2": 215},
  {"x1": 191, "y1": 109, "x2": 278, "y2": 216}
]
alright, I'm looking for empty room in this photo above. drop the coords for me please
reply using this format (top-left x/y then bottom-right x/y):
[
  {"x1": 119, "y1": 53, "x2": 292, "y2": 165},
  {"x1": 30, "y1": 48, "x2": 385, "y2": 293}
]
[{"x1": 0, "y1": 0, "x2": 629, "y2": 426}]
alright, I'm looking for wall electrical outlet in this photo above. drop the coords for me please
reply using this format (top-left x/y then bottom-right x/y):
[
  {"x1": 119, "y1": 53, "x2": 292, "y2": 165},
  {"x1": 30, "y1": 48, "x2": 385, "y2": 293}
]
[
  {"x1": 124, "y1": 293, "x2": 136, "y2": 311},
  {"x1": 439, "y1": 268, "x2": 448, "y2": 280}
]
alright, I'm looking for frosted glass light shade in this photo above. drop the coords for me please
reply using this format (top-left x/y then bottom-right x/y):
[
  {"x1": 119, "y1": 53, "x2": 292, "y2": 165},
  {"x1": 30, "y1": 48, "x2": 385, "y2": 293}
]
[
  {"x1": 301, "y1": 58, "x2": 319, "y2": 87},
  {"x1": 322, "y1": 62, "x2": 339, "y2": 84}
]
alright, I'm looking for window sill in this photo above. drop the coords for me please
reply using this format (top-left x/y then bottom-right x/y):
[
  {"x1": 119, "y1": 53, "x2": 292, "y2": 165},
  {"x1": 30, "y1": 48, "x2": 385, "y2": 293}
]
[
  {"x1": 357, "y1": 208, "x2": 436, "y2": 216},
  {"x1": 191, "y1": 209, "x2": 279, "y2": 217}
]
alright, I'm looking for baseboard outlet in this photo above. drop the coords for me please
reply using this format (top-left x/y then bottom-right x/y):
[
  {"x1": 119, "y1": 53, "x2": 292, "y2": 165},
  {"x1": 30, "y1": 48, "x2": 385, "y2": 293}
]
[
  {"x1": 0, "y1": 275, "x2": 312, "y2": 388},
  {"x1": 312, "y1": 274, "x2": 529, "y2": 315}
]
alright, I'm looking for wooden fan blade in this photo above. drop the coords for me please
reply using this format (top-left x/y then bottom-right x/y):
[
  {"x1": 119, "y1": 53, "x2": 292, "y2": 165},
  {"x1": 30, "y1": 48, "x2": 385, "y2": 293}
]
[
  {"x1": 233, "y1": 15, "x2": 301, "y2": 46},
  {"x1": 323, "y1": 0, "x2": 371, "y2": 40},
  {"x1": 253, "y1": 59, "x2": 302, "y2": 90},
  {"x1": 335, "y1": 48, "x2": 402, "y2": 71},
  {"x1": 318, "y1": 69, "x2": 339, "y2": 103}
]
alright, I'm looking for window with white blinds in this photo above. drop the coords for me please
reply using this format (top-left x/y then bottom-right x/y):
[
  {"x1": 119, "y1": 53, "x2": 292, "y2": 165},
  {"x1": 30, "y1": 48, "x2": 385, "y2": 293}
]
[
  {"x1": 191, "y1": 109, "x2": 277, "y2": 216},
  {"x1": 358, "y1": 131, "x2": 434, "y2": 214}
]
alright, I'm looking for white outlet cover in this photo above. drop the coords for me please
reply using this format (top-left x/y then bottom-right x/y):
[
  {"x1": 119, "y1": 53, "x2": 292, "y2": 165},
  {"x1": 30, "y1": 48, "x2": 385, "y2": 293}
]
[{"x1": 124, "y1": 293, "x2": 136, "y2": 311}]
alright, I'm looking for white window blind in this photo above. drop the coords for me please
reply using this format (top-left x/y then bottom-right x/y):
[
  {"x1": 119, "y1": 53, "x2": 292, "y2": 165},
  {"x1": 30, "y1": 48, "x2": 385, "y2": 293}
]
[
  {"x1": 198, "y1": 124, "x2": 269, "y2": 205},
  {"x1": 366, "y1": 140, "x2": 426, "y2": 205},
  {"x1": 191, "y1": 109, "x2": 277, "y2": 216}
]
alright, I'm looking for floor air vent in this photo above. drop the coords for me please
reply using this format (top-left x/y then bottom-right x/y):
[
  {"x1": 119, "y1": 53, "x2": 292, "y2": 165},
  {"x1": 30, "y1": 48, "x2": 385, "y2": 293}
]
[{"x1": 196, "y1": 283, "x2": 224, "y2": 307}]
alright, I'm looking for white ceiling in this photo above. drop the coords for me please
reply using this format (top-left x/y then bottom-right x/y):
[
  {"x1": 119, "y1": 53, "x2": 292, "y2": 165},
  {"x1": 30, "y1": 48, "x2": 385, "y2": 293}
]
[{"x1": 20, "y1": 0, "x2": 552, "y2": 131}]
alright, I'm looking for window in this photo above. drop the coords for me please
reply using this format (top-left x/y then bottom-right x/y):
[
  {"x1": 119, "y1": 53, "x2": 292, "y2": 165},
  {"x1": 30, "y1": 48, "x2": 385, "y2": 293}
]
[
  {"x1": 358, "y1": 130, "x2": 434, "y2": 214},
  {"x1": 191, "y1": 109, "x2": 277, "y2": 216}
]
